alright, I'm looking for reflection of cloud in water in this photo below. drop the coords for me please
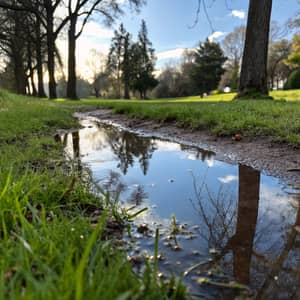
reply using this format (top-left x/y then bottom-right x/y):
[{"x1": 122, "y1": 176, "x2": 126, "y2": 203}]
[
  {"x1": 259, "y1": 184, "x2": 296, "y2": 221},
  {"x1": 218, "y1": 175, "x2": 238, "y2": 184},
  {"x1": 179, "y1": 150, "x2": 215, "y2": 167},
  {"x1": 254, "y1": 184, "x2": 298, "y2": 255},
  {"x1": 79, "y1": 127, "x2": 110, "y2": 153},
  {"x1": 155, "y1": 140, "x2": 181, "y2": 151},
  {"x1": 206, "y1": 158, "x2": 214, "y2": 168}
]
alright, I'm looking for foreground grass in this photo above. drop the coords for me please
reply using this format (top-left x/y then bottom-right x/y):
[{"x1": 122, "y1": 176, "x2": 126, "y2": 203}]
[
  {"x1": 81, "y1": 91, "x2": 300, "y2": 146},
  {"x1": 1, "y1": 87, "x2": 299, "y2": 298},
  {"x1": 0, "y1": 90, "x2": 186, "y2": 300}
]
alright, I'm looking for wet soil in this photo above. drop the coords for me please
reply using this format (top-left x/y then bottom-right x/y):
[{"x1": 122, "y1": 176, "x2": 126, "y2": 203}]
[{"x1": 75, "y1": 109, "x2": 300, "y2": 188}]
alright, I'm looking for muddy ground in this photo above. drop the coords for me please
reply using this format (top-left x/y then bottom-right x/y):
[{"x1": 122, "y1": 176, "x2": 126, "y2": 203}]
[{"x1": 75, "y1": 109, "x2": 300, "y2": 189}]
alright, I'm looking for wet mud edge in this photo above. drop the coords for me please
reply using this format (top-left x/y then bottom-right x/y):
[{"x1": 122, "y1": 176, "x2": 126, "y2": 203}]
[{"x1": 74, "y1": 109, "x2": 300, "y2": 188}]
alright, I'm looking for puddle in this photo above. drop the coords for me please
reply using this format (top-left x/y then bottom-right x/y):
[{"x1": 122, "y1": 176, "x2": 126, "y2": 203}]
[{"x1": 62, "y1": 119, "x2": 300, "y2": 299}]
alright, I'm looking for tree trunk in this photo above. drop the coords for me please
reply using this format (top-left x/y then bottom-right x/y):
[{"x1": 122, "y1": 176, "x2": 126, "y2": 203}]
[
  {"x1": 124, "y1": 82, "x2": 130, "y2": 99},
  {"x1": 27, "y1": 41, "x2": 37, "y2": 96},
  {"x1": 11, "y1": 11, "x2": 26, "y2": 95},
  {"x1": 13, "y1": 57, "x2": 27, "y2": 95},
  {"x1": 66, "y1": 16, "x2": 78, "y2": 100},
  {"x1": 94, "y1": 87, "x2": 99, "y2": 98},
  {"x1": 36, "y1": 18, "x2": 46, "y2": 98},
  {"x1": 238, "y1": 0, "x2": 273, "y2": 98},
  {"x1": 46, "y1": 4, "x2": 57, "y2": 99},
  {"x1": 232, "y1": 165, "x2": 260, "y2": 284}
]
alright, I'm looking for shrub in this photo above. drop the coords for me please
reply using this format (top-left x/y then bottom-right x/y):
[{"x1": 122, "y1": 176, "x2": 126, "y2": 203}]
[
  {"x1": 284, "y1": 69, "x2": 300, "y2": 90},
  {"x1": 211, "y1": 89, "x2": 220, "y2": 95}
]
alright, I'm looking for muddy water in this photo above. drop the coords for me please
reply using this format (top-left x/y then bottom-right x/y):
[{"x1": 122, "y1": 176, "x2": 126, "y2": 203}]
[{"x1": 63, "y1": 119, "x2": 300, "y2": 299}]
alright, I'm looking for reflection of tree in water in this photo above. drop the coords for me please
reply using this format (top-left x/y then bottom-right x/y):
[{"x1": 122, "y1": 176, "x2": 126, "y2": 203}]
[
  {"x1": 255, "y1": 197, "x2": 300, "y2": 300},
  {"x1": 129, "y1": 185, "x2": 147, "y2": 206},
  {"x1": 72, "y1": 131, "x2": 80, "y2": 159},
  {"x1": 231, "y1": 164, "x2": 260, "y2": 284},
  {"x1": 105, "y1": 125, "x2": 157, "y2": 175},
  {"x1": 191, "y1": 164, "x2": 300, "y2": 298},
  {"x1": 101, "y1": 171, "x2": 127, "y2": 198},
  {"x1": 191, "y1": 174, "x2": 237, "y2": 250},
  {"x1": 99, "y1": 171, "x2": 148, "y2": 206},
  {"x1": 181, "y1": 145, "x2": 215, "y2": 162}
]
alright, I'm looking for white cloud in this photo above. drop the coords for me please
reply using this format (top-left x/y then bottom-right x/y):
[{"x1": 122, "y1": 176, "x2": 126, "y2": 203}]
[
  {"x1": 208, "y1": 31, "x2": 226, "y2": 42},
  {"x1": 156, "y1": 48, "x2": 186, "y2": 60},
  {"x1": 218, "y1": 175, "x2": 238, "y2": 184},
  {"x1": 230, "y1": 10, "x2": 246, "y2": 19},
  {"x1": 79, "y1": 21, "x2": 114, "y2": 39}
]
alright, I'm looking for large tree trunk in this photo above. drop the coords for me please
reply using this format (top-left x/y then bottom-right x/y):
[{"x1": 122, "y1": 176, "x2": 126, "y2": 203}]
[
  {"x1": 36, "y1": 18, "x2": 46, "y2": 98},
  {"x1": 232, "y1": 165, "x2": 260, "y2": 284},
  {"x1": 13, "y1": 55, "x2": 27, "y2": 95},
  {"x1": 12, "y1": 14, "x2": 26, "y2": 95},
  {"x1": 238, "y1": 0, "x2": 273, "y2": 98},
  {"x1": 45, "y1": 3, "x2": 57, "y2": 99},
  {"x1": 66, "y1": 15, "x2": 78, "y2": 100}
]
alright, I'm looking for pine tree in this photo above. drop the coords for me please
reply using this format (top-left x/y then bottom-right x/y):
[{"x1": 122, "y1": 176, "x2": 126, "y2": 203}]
[
  {"x1": 107, "y1": 24, "x2": 127, "y2": 98},
  {"x1": 191, "y1": 39, "x2": 227, "y2": 94},
  {"x1": 131, "y1": 20, "x2": 158, "y2": 99},
  {"x1": 107, "y1": 24, "x2": 133, "y2": 99},
  {"x1": 122, "y1": 32, "x2": 132, "y2": 99}
]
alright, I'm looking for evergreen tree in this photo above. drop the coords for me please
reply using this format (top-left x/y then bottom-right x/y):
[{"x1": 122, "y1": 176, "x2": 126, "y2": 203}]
[
  {"x1": 130, "y1": 20, "x2": 158, "y2": 99},
  {"x1": 107, "y1": 24, "x2": 126, "y2": 98},
  {"x1": 107, "y1": 24, "x2": 133, "y2": 99},
  {"x1": 190, "y1": 39, "x2": 226, "y2": 94},
  {"x1": 122, "y1": 32, "x2": 132, "y2": 99}
]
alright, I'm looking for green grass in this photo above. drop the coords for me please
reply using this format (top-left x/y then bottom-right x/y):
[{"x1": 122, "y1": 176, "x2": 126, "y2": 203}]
[
  {"x1": 1, "y1": 87, "x2": 300, "y2": 298},
  {"x1": 79, "y1": 90, "x2": 300, "y2": 146},
  {"x1": 0, "y1": 90, "x2": 187, "y2": 300}
]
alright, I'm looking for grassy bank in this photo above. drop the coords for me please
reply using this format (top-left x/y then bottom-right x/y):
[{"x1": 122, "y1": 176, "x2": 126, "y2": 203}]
[
  {"x1": 0, "y1": 90, "x2": 186, "y2": 300},
  {"x1": 1, "y1": 87, "x2": 299, "y2": 297},
  {"x1": 82, "y1": 91, "x2": 300, "y2": 146}
]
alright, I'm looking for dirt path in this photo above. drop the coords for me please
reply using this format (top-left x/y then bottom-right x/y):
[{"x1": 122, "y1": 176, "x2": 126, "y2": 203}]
[{"x1": 75, "y1": 109, "x2": 300, "y2": 189}]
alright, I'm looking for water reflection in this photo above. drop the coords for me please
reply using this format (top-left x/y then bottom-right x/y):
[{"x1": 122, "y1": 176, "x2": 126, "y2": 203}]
[
  {"x1": 232, "y1": 164, "x2": 260, "y2": 284},
  {"x1": 105, "y1": 129, "x2": 157, "y2": 175},
  {"x1": 191, "y1": 164, "x2": 300, "y2": 298},
  {"x1": 180, "y1": 144, "x2": 215, "y2": 163},
  {"x1": 63, "y1": 120, "x2": 300, "y2": 299},
  {"x1": 256, "y1": 197, "x2": 300, "y2": 299}
]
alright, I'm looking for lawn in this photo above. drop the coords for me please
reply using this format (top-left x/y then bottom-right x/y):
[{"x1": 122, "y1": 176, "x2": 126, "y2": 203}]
[
  {"x1": 172, "y1": 89, "x2": 300, "y2": 102},
  {"x1": 0, "y1": 90, "x2": 186, "y2": 300},
  {"x1": 80, "y1": 89, "x2": 300, "y2": 146}
]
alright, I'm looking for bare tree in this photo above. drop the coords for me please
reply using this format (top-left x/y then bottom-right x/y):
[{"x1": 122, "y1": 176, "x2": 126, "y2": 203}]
[
  {"x1": 267, "y1": 39, "x2": 291, "y2": 89},
  {"x1": 0, "y1": 0, "x2": 69, "y2": 98},
  {"x1": 65, "y1": 0, "x2": 145, "y2": 100},
  {"x1": 222, "y1": 25, "x2": 246, "y2": 68}
]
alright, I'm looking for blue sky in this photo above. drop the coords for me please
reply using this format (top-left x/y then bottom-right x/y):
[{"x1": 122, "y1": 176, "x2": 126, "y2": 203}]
[
  {"x1": 67, "y1": 0, "x2": 299, "y2": 77},
  {"x1": 119, "y1": 0, "x2": 299, "y2": 65}
]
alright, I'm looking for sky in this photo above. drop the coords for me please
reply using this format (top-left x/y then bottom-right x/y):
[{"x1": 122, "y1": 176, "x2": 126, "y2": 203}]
[{"x1": 57, "y1": 0, "x2": 300, "y2": 79}]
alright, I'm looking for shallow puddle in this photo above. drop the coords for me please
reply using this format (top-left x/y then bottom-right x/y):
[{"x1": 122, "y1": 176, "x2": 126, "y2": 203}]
[{"x1": 63, "y1": 119, "x2": 300, "y2": 299}]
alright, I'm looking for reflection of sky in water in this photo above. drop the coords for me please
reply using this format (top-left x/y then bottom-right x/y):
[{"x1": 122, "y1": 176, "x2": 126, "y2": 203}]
[
  {"x1": 64, "y1": 120, "x2": 300, "y2": 298},
  {"x1": 64, "y1": 120, "x2": 298, "y2": 238}
]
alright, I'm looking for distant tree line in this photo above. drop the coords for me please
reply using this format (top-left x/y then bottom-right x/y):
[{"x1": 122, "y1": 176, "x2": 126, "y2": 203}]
[
  {"x1": 0, "y1": 0, "x2": 145, "y2": 99},
  {"x1": 0, "y1": 0, "x2": 300, "y2": 100},
  {"x1": 152, "y1": 15, "x2": 300, "y2": 99}
]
